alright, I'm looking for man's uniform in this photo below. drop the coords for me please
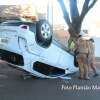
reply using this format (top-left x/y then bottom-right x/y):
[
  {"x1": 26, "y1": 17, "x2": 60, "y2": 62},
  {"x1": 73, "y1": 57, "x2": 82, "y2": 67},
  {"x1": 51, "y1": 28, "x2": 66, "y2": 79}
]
[
  {"x1": 88, "y1": 40, "x2": 95, "y2": 64},
  {"x1": 88, "y1": 39, "x2": 98, "y2": 76},
  {"x1": 76, "y1": 36, "x2": 90, "y2": 79}
]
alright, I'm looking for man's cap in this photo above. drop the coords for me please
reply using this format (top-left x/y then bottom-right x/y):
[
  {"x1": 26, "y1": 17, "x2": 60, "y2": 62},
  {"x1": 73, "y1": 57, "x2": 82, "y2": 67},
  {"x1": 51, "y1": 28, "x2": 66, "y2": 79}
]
[{"x1": 80, "y1": 30, "x2": 91, "y2": 40}]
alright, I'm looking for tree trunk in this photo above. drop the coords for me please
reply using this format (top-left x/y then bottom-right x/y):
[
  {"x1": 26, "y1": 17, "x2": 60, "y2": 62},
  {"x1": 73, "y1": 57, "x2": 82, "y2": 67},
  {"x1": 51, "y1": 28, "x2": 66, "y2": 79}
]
[
  {"x1": 68, "y1": 21, "x2": 82, "y2": 39},
  {"x1": 58, "y1": 0, "x2": 98, "y2": 39}
]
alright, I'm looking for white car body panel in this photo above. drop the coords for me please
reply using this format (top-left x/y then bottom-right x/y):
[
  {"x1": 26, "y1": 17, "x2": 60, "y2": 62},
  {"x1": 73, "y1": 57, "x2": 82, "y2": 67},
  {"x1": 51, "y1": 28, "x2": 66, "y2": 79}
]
[{"x1": 0, "y1": 23, "x2": 78, "y2": 78}]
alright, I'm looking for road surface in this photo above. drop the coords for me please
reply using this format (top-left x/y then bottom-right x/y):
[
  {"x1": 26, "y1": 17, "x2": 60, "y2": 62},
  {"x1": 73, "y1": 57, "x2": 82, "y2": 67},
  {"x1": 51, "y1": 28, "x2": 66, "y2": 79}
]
[{"x1": 0, "y1": 60, "x2": 100, "y2": 100}]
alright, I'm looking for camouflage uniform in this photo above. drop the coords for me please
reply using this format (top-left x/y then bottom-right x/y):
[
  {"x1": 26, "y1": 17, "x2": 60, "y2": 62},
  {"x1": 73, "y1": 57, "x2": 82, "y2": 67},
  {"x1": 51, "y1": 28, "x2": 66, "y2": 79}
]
[
  {"x1": 88, "y1": 39, "x2": 98, "y2": 76},
  {"x1": 76, "y1": 37, "x2": 90, "y2": 79},
  {"x1": 88, "y1": 39, "x2": 95, "y2": 64}
]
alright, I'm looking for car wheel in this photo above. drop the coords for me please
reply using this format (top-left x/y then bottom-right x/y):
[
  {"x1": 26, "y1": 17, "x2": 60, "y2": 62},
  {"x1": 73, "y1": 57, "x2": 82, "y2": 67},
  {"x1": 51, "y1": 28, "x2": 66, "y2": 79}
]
[{"x1": 36, "y1": 20, "x2": 52, "y2": 48}]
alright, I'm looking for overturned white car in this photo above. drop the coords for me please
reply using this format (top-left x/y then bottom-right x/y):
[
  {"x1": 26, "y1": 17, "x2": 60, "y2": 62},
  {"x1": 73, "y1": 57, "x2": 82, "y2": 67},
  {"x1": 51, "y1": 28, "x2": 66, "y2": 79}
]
[{"x1": 0, "y1": 19, "x2": 78, "y2": 78}]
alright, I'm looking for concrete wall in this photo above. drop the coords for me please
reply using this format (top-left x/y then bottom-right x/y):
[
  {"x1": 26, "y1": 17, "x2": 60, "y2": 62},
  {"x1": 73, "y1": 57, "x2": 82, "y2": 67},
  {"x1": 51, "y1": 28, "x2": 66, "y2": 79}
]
[{"x1": 94, "y1": 37, "x2": 100, "y2": 57}]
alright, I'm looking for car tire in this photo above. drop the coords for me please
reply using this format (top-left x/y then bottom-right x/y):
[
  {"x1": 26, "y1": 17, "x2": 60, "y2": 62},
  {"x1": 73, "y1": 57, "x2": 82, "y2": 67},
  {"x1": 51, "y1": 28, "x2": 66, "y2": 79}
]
[{"x1": 36, "y1": 19, "x2": 52, "y2": 48}]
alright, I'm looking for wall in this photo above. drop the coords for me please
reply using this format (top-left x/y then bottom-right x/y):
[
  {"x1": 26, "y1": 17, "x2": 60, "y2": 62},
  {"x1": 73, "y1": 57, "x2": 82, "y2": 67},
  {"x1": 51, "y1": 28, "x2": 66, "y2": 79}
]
[{"x1": 94, "y1": 37, "x2": 100, "y2": 57}]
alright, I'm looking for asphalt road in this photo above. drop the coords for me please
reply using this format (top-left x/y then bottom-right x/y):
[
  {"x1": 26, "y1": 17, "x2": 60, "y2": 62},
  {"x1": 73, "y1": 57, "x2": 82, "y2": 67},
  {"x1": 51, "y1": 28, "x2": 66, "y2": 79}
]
[{"x1": 0, "y1": 60, "x2": 100, "y2": 100}]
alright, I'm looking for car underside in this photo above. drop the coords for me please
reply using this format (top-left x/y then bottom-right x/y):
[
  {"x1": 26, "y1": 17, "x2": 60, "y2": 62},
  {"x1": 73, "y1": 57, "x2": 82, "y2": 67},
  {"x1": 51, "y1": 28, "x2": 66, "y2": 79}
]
[{"x1": 0, "y1": 19, "x2": 78, "y2": 78}]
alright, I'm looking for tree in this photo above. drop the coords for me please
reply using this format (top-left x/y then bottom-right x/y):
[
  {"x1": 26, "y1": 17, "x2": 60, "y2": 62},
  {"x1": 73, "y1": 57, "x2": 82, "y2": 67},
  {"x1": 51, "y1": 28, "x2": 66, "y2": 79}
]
[{"x1": 58, "y1": 0, "x2": 98, "y2": 38}]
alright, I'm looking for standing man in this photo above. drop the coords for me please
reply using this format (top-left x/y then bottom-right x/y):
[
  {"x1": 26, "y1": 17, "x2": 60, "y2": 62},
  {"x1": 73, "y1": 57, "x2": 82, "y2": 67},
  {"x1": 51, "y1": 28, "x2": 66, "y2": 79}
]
[
  {"x1": 76, "y1": 33, "x2": 90, "y2": 80},
  {"x1": 88, "y1": 38, "x2": 98, "y2": 77}
]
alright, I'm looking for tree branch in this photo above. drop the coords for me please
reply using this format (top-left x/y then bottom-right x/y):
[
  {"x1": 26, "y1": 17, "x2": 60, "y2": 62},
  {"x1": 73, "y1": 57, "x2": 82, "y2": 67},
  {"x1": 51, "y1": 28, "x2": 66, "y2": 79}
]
[
  {"x1": 80, "y1": 0, "x2": 98, "y2": 21},
  {"x1": 80, "y1": 0, "x2": 90, "y2": 21},
  {"x1": 88, "y1": 0, "x2": 97, "y2": 11},
  {"x1": 58, "y1": 0, "x2": 71, "y2": 26},
  {"x1": 69, "y1": 0, "x2": 79, "y2": 23}
]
